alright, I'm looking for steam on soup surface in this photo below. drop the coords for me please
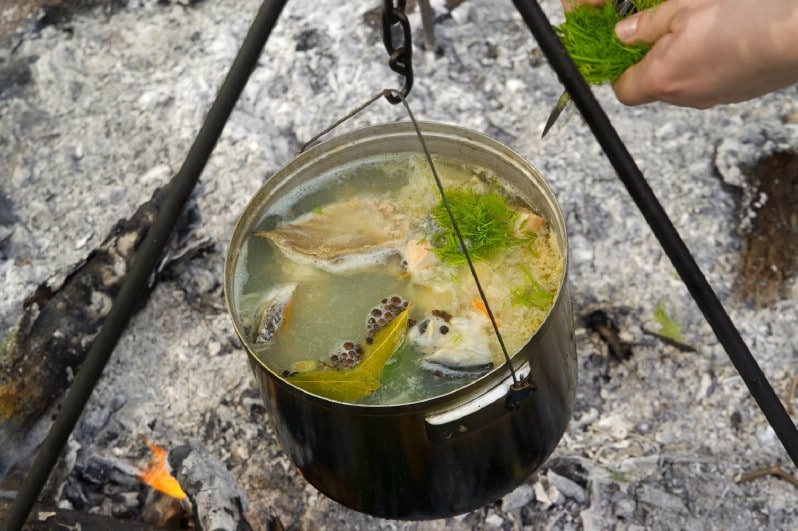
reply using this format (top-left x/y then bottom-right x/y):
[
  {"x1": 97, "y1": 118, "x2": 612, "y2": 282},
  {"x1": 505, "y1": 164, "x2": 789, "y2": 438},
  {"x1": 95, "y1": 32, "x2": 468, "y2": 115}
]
[{"x1": 233, "y1": 153, "x2": 563, "y2": 404}]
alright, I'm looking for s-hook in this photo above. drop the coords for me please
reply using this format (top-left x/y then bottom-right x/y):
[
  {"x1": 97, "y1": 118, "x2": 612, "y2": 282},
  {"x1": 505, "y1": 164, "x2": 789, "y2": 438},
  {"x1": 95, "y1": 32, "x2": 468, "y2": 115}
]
[{"x1": 382, "y1": 0, "x2": 414, "y2": 103}]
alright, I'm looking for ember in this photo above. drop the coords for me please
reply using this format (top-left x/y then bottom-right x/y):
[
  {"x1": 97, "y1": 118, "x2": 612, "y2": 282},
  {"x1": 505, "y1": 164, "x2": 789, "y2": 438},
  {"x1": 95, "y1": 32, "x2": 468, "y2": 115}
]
[{"x1": 139, "y1": 441, "x2": 187, "y2": 501}]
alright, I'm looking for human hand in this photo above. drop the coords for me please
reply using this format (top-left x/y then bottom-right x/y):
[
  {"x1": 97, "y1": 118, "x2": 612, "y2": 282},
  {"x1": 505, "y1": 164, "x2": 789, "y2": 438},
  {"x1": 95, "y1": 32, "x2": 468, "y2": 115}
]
[{"x1": 612, "y1": 0, "x2": 798, "y2": 108}]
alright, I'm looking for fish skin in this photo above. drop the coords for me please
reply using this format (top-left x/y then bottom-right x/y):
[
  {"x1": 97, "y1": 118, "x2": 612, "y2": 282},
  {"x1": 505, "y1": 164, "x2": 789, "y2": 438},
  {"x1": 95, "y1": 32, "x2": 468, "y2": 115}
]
[
  {"x1": 257, "y1": 198, "x2": 409, "y2": 274},
  {"x1": 252, "y1": 283, "x2": 297, "y2": 344}
]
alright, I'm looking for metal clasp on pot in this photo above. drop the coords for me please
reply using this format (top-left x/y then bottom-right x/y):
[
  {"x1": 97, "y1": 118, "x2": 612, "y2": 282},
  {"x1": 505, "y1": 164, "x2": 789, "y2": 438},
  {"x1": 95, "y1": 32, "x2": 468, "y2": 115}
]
[{"x1": 425, "y1": 362, "x2": 533, "y2": 442}]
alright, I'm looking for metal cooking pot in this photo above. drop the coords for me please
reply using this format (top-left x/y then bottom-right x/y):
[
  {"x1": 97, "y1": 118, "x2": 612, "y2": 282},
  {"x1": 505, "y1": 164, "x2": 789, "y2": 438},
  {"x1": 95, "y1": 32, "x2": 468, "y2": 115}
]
[{"x1": 224, "y1": 122, "x2": 577, "y2": 519}]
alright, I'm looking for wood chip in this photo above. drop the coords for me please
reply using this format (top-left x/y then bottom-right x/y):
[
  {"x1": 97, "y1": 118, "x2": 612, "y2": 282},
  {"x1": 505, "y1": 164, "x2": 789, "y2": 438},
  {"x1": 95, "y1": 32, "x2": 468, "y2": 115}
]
[{"x1": 735, "y1": 465, "x2": 798, "y2": 489}]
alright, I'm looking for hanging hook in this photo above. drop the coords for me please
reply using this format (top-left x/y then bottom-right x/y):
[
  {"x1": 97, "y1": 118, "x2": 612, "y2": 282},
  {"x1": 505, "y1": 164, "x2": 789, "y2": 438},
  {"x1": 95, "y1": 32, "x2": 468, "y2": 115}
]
[{"x1": 382, "y1": 0, "x2": 414, "y2": 103}]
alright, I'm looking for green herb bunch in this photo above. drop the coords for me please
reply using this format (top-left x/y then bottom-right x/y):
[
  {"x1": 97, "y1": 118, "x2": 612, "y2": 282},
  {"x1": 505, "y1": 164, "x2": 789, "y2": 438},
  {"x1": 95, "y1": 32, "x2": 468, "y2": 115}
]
[
  {"x1": 430, "y1": 189, "x2": 522, "y2": 265},
  {"x1": 556, "y1": 0, "x2": 664, "y2": 85}
]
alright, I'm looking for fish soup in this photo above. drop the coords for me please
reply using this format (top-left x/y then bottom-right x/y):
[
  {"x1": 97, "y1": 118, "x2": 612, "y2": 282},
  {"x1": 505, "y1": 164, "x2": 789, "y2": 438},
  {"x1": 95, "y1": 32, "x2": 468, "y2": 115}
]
[{"x1": 234, "y1": 153, "x2": 564, "y2": 405}]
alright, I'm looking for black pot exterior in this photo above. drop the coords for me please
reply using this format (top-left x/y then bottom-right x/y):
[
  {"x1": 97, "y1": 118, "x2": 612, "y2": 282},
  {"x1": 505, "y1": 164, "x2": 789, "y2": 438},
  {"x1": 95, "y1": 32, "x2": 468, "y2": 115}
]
[
  {"x1": 227, "y1": 122, "x2": 578, "y2": 519},
  {"x1": 250, "y1": 289, "x2": 576, "y2": 519}
]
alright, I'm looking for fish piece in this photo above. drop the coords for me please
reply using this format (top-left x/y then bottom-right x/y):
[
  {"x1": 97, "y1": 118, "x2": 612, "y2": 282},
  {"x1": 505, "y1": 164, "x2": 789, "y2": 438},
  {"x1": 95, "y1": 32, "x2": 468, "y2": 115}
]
[
  {"x1": 408, "y1": 310, "x2": 494, "y2": 374},
  {"x1": 256, "y1": 198, "x2": 409, "y2": 273},
  {"x1": 513, "y1": 209, "x2": 546, "y2": 237},
  {"x1": 252, "y1": 282, "x2": 297, "y2": 344},
  {"x1": 471, "y1": 297, "x2": 501, "y2": 328},
  {"x1": 399, "y1": 236, "x2": 441, "y2": 286}
]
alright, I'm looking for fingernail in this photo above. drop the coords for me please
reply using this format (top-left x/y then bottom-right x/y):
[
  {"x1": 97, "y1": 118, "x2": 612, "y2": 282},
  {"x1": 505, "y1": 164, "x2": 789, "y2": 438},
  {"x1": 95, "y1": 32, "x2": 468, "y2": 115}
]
[{"x1": 615, "y1": 16, "x2": 638, "y2": 41}]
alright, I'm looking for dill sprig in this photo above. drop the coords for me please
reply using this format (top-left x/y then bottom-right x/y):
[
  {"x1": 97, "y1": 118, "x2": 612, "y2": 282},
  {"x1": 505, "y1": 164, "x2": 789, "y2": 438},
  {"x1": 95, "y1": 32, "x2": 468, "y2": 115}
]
[
  {"x1": 556, "y1": 0, "x2": 663, "y2": 85},
  {"x1": 430, "y1": 189, "x2": 520, "y2": 265},
  {"x1": 512, "y1": 266, "x2": 554, "y2": 310}
]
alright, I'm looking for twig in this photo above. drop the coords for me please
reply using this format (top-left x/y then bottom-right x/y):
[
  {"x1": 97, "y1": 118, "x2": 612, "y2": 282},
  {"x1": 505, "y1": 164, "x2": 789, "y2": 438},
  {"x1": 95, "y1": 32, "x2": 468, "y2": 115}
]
[
  {"x1": 641, "y1": 326, "x2": 697, "y2": 353},
  {"x1": 735, "y1": 465, "x2": 798, "y2": 488},
  {"x1": 787, "y1": 375, "x2": 798, "y2": 416}
]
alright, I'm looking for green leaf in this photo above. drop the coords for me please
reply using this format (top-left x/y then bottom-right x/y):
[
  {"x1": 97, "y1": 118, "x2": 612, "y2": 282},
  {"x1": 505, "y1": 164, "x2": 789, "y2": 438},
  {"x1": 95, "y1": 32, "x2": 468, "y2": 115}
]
[
  {"x1": 653, "y1": 302, "x2": 686, "y2": 344},
  {"x1": 287, "y1": 305, "x2": 411, "y2": 402}
]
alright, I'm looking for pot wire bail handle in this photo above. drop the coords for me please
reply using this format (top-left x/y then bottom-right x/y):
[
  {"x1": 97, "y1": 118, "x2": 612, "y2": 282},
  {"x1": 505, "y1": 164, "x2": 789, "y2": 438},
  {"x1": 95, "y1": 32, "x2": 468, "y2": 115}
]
[
  {"x1": 297, "y1": 88, "x2": 536, "y2": 408},
  {"x1": 299, "y1": 0, "x2": 535, "y2": 408},
  {"x1": 392, "y1": 91, "x2": 536, "y2": 409},
  {"x1": 378, "y1": 3, "x2": 534, "y2": 402}
]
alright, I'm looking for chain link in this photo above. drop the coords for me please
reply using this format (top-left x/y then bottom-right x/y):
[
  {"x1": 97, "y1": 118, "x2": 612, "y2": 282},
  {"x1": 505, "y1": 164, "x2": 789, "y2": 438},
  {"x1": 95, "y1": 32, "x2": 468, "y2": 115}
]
[{"x1": 382, "y1": 0, "x2": 414, "y2": 104}]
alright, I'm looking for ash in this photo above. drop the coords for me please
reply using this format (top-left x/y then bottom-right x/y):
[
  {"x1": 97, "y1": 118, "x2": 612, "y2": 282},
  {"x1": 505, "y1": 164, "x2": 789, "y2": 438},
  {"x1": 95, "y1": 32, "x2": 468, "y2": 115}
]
[{"x1": 1, "y1": 0, "x2": 798, "y2": 529}]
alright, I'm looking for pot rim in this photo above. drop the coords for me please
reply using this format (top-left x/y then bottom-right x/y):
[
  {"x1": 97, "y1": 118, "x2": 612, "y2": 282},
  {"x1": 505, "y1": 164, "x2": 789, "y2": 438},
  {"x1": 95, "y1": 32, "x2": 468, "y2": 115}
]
[{"x1": 224, "y1": 120, "x2": 570, "y2": 415}]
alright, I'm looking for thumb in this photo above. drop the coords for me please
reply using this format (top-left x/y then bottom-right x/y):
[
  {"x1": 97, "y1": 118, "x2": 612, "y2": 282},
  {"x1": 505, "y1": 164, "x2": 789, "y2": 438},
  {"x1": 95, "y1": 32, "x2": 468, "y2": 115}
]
[{"x1": 614, "y1": 3, "x2": 673, "y2": 45}]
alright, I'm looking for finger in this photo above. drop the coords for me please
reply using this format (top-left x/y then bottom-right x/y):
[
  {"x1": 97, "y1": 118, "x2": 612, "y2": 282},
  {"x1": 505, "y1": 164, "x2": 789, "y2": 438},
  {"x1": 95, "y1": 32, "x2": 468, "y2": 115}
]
[
  {"x1": 612, "y1": 63, "x2": 657, "y2": 106},
  {"x1": 614, "y1": 0, "x2": 681, "y2": 45},
  {"x1": 612, "y1": 30, "x2": 684, "y2": 108}
]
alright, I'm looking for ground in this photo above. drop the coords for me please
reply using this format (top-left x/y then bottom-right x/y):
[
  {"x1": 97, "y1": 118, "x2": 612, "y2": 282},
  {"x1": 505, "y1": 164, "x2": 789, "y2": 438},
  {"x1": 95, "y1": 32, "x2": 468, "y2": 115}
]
[{"x1": 1, "y1": 0, "x2": 797, "y2": 529}]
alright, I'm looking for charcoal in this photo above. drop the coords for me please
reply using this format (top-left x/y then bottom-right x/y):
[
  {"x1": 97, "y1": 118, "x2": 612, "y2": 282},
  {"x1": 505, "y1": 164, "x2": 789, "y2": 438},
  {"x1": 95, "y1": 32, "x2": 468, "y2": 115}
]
[{"x1": 168, "y1": 440, "x2": 252, "y2": 531}]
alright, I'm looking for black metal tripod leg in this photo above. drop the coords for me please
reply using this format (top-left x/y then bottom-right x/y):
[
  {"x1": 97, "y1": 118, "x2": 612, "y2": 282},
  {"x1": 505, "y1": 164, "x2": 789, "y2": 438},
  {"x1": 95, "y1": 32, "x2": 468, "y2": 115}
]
[
  {"x1": 510, "y1": 0, "x2": 798, "y2": 467},
  {"x1": 0, "y1": 1, "x2": 288, "y2": 530}
]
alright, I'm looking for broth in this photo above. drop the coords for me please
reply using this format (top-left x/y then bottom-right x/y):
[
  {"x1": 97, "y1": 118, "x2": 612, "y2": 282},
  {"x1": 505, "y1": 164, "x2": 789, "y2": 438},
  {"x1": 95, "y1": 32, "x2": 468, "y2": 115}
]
[{"x1": 233, "y1": 153, "x2": 563, "y2": 404}]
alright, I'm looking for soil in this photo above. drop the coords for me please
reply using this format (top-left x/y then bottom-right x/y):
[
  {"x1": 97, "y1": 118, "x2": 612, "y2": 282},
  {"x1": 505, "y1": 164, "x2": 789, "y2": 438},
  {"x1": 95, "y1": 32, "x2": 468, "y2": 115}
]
[{"x1": 735, "y1": 151, "x2": 798, "y2": 308}]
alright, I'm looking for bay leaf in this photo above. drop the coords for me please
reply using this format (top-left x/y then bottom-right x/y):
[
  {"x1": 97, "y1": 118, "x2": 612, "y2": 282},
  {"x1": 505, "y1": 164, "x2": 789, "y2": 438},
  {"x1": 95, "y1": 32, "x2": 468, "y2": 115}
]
[
  {"x1": 356, "y1": 304, "x2": 411, "y2": 377},
  {"x1": 287, "y1": 305, "x2": 411, "y2": 402},
  {"x1": 288, "y1": 370, "x2": 381, "y2": 402}
]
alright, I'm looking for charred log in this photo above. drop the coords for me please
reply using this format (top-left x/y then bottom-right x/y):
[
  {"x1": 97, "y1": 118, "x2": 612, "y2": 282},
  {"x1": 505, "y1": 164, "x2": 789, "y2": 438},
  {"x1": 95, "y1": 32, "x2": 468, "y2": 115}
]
[
  {"x1": 0, "y1": 185, "x2": 202, "y2": 478},
  {"x1": 168, "y1": 441, "x2": 252, "y2": 531},
  {"x1": 0, "y1": 498, "x2": 176, "y2": 531}
]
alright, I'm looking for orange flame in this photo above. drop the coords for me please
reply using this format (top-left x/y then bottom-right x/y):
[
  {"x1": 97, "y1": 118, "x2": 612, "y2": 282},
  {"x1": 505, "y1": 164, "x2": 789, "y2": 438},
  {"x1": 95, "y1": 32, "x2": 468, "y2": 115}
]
[{"x1": 139, "y1": 441, "x2": 187, "y2": 500}]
